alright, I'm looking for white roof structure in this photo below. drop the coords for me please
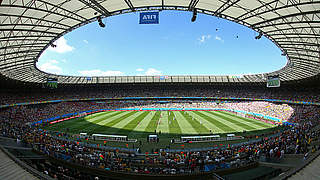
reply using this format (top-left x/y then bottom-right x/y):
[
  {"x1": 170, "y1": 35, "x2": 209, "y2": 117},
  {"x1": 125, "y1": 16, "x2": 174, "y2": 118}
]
[{"x1": 0, "y1": 0, "x2": 319, "y2": 84}]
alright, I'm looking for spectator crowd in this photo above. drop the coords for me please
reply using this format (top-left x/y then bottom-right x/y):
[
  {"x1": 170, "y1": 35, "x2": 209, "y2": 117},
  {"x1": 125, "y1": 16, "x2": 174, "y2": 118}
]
[{"x1": 0, "y1": 97, "x2": 320, "y2": 179}]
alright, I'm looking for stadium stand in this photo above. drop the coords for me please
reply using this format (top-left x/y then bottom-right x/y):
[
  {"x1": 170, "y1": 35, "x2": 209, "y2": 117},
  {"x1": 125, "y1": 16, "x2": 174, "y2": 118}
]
[{"x1": 0, "y1": 93, "x2": 319, "y2": 179}]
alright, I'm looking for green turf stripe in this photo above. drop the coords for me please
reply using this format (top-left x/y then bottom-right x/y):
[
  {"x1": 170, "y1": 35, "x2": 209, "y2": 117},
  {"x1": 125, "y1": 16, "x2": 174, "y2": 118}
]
[
  {"x1": 80, "y1": 111, "x2": 121, "y2": 124},
  {"x1": 92, "y1": 111, "x2": 130, "y2": 126},
  {"x1": 157, "y1": 111, "x2": 170, "y2": 134},
  {"x1": 202, "y1": 111, "x2": 246, "y2": 132},
  {"x1": 66, "y1": 111, "x2": 119, "y2": 131},
  {"x1": 46, "y1": 118, "x2": 79, "y2": 131},
  {"x1": 173, "y1": 111, "x2": 197, "y2": 134},
  {"x1": 179, "y1": 111, "x2": 210, "y2": 134},
  {"x1": 208, "y1": 111, "x2": 257, "y2": 131},
  {"x1": 168, "y1": 111, "x2": 182, "y2": 134},
  {"x1": 74, "y1": 111, "x2": 125, "y2": 132},
  {"x1": 145, "y1": 111, "x2": 161, "y2": 133},
  {"x1": 193, "y1": 111, "x2": 236, "y2": 132},
  {"x1": 111, "y1": 111, "x2": 144, "y2": 129},
  {"x1": 52, "y1": 111, "x2": 109, "y2": 128},
  {"x1": 131, "y1": 111, "x2": 156, "y2": 133},
  {"x1": 215, "y1": 111, "x2": 268, "y2": 129},
  {"x1": 108, "y1": 111, "x2": 145, "y2": 134},
  {"x1": 48, "y1": 111, "x2": 114, "y2": 132},
  {"x1": 85, "y1": 111, "x2": 110, "y2": 120},
  {"x1": 188, "y1": 111, "x2": 225, "y2": 133},
  {"x1": 219, "y1": 111, "x2": 274, "y2": 128},
  {"x1": 117, "y1": 111, "x2": 150, "y2": 134},
  {"x1": 84, "y1": 111, "x2": 134, "y2": 133},
  {"x1": 94, "y1": 111, "x2": 137, "y2": 133}
]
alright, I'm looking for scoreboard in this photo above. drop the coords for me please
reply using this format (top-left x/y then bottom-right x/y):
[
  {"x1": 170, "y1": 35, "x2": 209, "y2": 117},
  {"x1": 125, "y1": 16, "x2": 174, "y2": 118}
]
[
  {"x1": 47, "y1": 78, "x2": 58, "y2": 88},
  {"x1": 267, "y1": 75, "x2": 280, "y2": 87}
]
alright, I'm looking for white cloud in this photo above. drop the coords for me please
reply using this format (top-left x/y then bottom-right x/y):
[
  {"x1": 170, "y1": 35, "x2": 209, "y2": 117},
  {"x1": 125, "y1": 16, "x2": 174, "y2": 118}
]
[
  {"x1": 215, "y1": 35, "x2": 224, "y2": 43},
  {"x1": 198, "y1": 35, "x2": 211, "y2": 43},
  {"x1": 83, "y1": 40, "x2": 88, "y2": 44},
  {"x1": 48, "y1": 37, "x2": 74, "y2": 53},
  {"x1": 38, "y1": 60, "x2": 62, "y2": 74},
  {"x1": 78, "y1": 69, "x2": 124, "y2": 76},
  {"x1": 50, "y1": 59, "x2": 59, "y2": 64},
  {"x1": 136, "y1": 68, "x2": 144, "y2": 72},
  {"x1": 145, "y1": 68, "x2": 162, "y2": 76}
]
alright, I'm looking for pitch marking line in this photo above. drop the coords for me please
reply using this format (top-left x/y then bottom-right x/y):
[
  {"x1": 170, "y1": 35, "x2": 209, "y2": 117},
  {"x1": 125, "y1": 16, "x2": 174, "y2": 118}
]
[
  {"x1": 173, "y1": 111, "x2": 198, "y2": 134},
  {"x1": 215, "y1": 111, "x2": 266, "y2": 129},
  {"x1": 202, "y1": 111, "x2": 246, "y2": 132},
  {"x1": 188, "y1": 111, "x2": 225, "y2": 133}
]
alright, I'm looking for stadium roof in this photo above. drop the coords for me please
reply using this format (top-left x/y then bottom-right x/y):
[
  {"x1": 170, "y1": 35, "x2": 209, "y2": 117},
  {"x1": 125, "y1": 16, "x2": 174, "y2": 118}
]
[{"x1": 0, "y1": 0, "x2": 319, "y2": 84}]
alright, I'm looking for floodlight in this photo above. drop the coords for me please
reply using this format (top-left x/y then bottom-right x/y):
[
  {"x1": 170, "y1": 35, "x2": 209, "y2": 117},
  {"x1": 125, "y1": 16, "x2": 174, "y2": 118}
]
[
  {"x1": 97, "y1": 16, "x2": 105, "y2": 28},
  {"x1": 255, "y1": 31, "x2": 263, "y2": 39},
  {"x1": 191, "y1": 8, "x2": 197, "y2": 22}
]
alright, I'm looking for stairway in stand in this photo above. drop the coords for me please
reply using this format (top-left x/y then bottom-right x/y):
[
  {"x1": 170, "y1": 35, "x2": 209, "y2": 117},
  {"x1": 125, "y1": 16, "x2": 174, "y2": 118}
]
[{"x1": 0, "y1": 148, "x2": 39, "y2": 180}]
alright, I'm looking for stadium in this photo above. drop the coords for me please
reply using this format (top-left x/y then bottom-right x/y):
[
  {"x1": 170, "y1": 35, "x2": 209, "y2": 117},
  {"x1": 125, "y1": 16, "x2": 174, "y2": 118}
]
[{"x1": 0, "y1": 0, "x2": 320, "y2": 180}]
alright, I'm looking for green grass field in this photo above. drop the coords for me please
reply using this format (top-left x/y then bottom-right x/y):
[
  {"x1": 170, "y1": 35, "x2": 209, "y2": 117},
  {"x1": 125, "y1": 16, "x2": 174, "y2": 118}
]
[
  {"x1": 44, "y1": 110, "x2": 277, "y2": 152},
  {"x1": 46, "y1": 110, "x2": 274, "y2": 137}
]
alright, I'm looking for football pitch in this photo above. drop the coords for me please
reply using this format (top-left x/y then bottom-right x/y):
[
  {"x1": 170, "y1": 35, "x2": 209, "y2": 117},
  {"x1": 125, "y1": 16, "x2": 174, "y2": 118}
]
[{"x1": 46, "y1": 110, "x2": 275, "y2": 137}]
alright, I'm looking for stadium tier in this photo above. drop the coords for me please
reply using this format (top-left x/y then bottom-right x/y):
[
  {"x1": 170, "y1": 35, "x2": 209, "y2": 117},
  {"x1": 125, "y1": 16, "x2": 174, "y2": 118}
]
[{"x1": 1, "y1": 94, "x2": 320, "y2": 179}]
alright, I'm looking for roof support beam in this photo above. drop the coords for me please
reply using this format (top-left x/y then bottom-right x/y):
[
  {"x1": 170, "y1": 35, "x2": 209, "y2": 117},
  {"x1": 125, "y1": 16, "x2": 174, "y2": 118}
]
[
  {"x1": 188, "y1": 0, "x2": 199, "y2": 11},
  {"x1": 269, "y1": 33, "x2": 320, "y2": 37},
  {"x1": 214, "y1": 0, "x2": 240, "y2": 16},
  {"x1": 162, "y1": 0, "x2": 164, "y2": 10},
  {"x1": 287, "y1": 53, "x2": 319, "y2": 59},
  {"x1": 282, "y1": 47, "x2": 319, "y2": 54},
  {"x1": 0, "y1": 13, "x2": 72, "y2": 29},
  {"x1": 1, "y1": 4, "x2": 85, "y2": 22},
  {"x1": 124, "y1": 0, "x2": 135, "y2": 11},
  {"x1": 0, "y1": 35, "x2": 55, "y2": 41},
  {"x1": 258, "y1": 21, "x2": 320, "y2": 28},
  {"x1": 0, "y1": 53, "x2": 38, "y2": 62},
  {"x1": 239, "y1": 1, "x2": 320, "y2": 21},
  {"x1": 78, "y1": 0, "x2": 111, "y2": 17},
  {"x1": 0, "y1": 60, "x2": 34, "y2": 70},
  {"x1": 236, "y1": 0, "x2": 279, "y2": 20},
  {"x1": 0, "y1": 50, "x2": 40, "y2": 57},
  {"x1": 264, "y1": 26, "x2": 320, "y2": 34},
  {"x1": 252, "y1": 10, "x2": 320, "y2": 27},
  {"x1": 0, "y1": 43, "x2": 47, "y2": 51},
  {"x1": 278, "y1": 41, "x2": 320, "y2": 47}
]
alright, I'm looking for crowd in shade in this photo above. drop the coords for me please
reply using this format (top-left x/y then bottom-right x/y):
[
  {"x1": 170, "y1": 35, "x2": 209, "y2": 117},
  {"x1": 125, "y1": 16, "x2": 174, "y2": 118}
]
[
  {"x1": 30, "y1": 160, "x2": 97, "y2": 180},
  {"x1": 0, "y1": 98, "x2": 320, "y2": 179},
  {"x1": 0, "y1": 85, "x2": 320, "y2": 105}
]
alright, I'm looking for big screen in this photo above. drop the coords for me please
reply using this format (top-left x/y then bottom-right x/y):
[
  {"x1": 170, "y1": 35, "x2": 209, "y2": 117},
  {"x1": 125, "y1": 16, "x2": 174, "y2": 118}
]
[
  {"x1": 47, "y1": 78, "x2": 58, "y2": 88},
  {"x1": 267, "y1": 75, "x2": 280, "y2": 87}
]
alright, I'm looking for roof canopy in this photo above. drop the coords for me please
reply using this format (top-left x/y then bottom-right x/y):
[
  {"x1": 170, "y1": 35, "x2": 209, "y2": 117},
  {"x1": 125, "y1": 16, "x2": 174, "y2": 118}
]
[{"x1": 0, "y1": 0, "x2": 319, "y2": 84}]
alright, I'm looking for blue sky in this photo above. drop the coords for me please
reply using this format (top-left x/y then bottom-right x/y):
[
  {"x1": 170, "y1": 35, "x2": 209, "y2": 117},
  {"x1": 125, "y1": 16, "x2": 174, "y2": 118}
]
[{"x1": 37, "y1": 11, "x2": 287, "y2": 77}]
